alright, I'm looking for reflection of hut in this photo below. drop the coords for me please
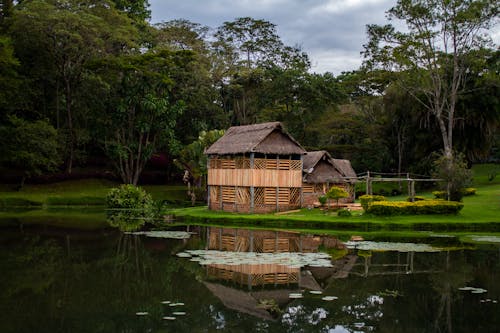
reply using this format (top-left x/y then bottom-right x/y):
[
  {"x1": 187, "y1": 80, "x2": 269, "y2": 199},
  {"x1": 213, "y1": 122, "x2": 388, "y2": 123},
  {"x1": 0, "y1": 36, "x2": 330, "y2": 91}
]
[
  {"x1": 205, "y1": 122, "x2": 306, "y2": 213},
  {"x1": 206, "y1": 227, "x2": 344, "y2": 253},
  {"x1": 302, "y1": 150, "x2": 357, "y2": 205}
]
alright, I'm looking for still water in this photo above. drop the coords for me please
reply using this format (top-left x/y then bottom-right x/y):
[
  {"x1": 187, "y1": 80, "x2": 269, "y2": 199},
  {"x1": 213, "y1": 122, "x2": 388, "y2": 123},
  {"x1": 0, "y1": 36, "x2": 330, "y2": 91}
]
[{"x1": 0, "y1": 221, "x2": 499, "y2": 333}]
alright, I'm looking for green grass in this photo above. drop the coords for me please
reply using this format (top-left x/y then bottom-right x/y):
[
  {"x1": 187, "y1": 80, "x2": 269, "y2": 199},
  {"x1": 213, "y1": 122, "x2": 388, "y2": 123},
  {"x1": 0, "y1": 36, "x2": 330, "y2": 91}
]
[{"x1": 0, "y1": 179, "x2": 190, "y2": 206}]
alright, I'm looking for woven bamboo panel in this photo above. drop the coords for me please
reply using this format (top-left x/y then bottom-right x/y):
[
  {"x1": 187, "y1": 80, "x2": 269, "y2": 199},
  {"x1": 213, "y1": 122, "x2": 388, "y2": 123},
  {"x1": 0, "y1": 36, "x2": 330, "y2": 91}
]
[
  {"x1": 266, "y1": 159, "x2": 278, "y2": 169},
  {"x1": 315, "y1": 184, "x2": 324, "y2": 193},
  {"x1": 254, "y1": 187, "x2": 265, "y2": 205},
  {"x1": 220, "y1": 159, "x2": 236, "y2": 169},
  {"x1": 262, "y1": 238, "x2": 276, "y2": 252},
  {"x1": 236, "y1": 187, "x2": 250, "y2": 204},
  {"x1": 278, "y1": 160, "x2": 290, "y2": 170},
  {"x1": 221, "y1": 186, "x2": 235, "y2": 202},
  {"x1": 221, "y1": 235, "x2": 235, "y2": 250},
  {"x1": 290, "y1": 188, "x2": 300, "y2": 205},
  {"x1": 235, "y1": 236, "x2": 248, "y2": 252},
  {"x1": 278, "y1": 188, "x2": 290, "y2": 205},
  {"x1": 276, "y1": 238, "x2": 290, "y2": 252},
  {"x1": 254, "y1": 159, "x2": 266, "y2": 169},
  {"x1": 210, "y1": 186, "x2": 220, "y2": 203},
  {"x1": 302, "y1": 184, "x2": 314, "y2": 193},
  {"x1": 289, "y1": 272, "x2": 299, "y2": 283},
  {"x1": 290, "y1": 160, "x2": 302, "y2": 170},
  {"x1": 264, "y1": 188, "x2": 276, "y2": 205},
  {"x1": 208, "y1": 169, "x2": 302, "y2": 187},
  {"x1": 209, "y1": 232, "x2": 218, "y2": 249}
]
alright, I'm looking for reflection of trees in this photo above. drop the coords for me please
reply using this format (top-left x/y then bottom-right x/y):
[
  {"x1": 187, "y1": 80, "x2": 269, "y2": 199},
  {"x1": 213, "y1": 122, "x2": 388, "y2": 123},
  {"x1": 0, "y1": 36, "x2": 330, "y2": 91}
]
[{"x1": 430, "y1": 251, "x2": 473, "y2": 333}]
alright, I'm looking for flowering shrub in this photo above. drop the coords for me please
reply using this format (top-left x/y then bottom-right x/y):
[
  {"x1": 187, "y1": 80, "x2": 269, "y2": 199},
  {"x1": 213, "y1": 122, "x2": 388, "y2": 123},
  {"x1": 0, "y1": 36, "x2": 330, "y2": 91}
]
[
  {"x1": 366, "y1": 200, "x2": 464, "y2": 215},
  {"x1": 359, "y1": 195, "x2": 386, "y2": 210}
]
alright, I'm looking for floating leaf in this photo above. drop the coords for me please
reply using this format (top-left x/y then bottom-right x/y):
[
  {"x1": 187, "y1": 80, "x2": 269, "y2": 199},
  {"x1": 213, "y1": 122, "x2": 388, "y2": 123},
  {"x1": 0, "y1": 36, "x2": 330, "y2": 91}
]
[
  {"x1": 289, "y1": 293, "x2": 303, "y2": 299},
  {"x1": 345, "y1": 241, "x2": 440, "y2": 252},
  {"x1": 126, "y1": 231, "x2": 194, "y2": 239},
  {"x1": 172, "y1": 312, "x2": 186, "y2": 315},
  {"x1": 322, "y1": 296, "x2": 338, "y2": 301},
  {"x1": 161, "y1": 301, "x2": 171, "y2": 304},
  {"x1": 309, "y1": 290, "x2": 323, "y2": 295},
  {"x1": 162, "y1": 316, "x2": 176, "y2": 320},
  {"x1": 176, "y1": 252, "x2": 192, "y2": 258},
  {"x1": 135, "y1": 312, "x2": 148, "y2": 316}
]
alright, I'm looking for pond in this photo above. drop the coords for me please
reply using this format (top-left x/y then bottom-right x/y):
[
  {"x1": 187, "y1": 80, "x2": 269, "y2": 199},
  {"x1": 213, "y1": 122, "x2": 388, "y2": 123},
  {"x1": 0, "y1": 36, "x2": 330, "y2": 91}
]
[{"x1": 0, "y1": 215, "x2": 499, "y2": 332}]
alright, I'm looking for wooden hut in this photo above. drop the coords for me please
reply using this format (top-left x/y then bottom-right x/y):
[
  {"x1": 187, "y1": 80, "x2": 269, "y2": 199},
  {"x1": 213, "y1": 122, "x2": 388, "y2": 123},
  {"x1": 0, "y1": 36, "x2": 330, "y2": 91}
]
[
  {"x1": 205, "y1": 122, "x2": 306, "y2": 213},
  {"x1": 302, "y1": 150, "x2": 357, "y2": 205}
]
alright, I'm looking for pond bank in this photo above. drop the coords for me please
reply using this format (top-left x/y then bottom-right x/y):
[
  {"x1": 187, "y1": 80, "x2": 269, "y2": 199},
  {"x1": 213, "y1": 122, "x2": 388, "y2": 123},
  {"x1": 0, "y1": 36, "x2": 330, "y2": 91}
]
[{"x1": 168, "y1": 204, "x2": 500, "y2": 232}]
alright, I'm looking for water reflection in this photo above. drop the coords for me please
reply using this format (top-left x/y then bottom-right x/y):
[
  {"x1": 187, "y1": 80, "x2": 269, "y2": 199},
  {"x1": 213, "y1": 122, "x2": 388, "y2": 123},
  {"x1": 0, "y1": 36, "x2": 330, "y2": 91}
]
[{"x1": 0, "y1": 224, "x2": 499, "y2": 333}]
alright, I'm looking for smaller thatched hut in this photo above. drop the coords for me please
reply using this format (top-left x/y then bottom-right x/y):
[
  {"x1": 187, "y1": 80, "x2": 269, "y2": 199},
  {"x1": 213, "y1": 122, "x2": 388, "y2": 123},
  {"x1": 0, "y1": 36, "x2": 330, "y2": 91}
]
[{"x1": 302, "y1": 151, "x2": 357, "y2": 205}]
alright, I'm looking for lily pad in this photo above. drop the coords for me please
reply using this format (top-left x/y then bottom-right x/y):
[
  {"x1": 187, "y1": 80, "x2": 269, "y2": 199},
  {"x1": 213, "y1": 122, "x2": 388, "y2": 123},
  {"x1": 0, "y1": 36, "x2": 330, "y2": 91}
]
[
  {"x1": 289, "y1": 293, "x2": 303, "y2": 299},
  {"x1": 162, "y1": 316, "x2": 176, "y2": 320},
  {"x1": 161, "y1": 301, "x2": 171, "y2": 304},
  {"x1": 309, "y1": 290, "x2": 323, "y2": 295},
  {"x1": 345, "y1": 241, "x2": 440, "y2": 252},
  {"x1": 172, "y1": 312, "x2": 186, "y2": 316},
  {"x1": 322, "y1": 296, "x2": 338, "y2": 301},
  {"x1": 135, "y1": 312, "x2": 149, "y2": 316},
  {"x1": 176, "y1": 252, "x2": 192, "y2": 258}
]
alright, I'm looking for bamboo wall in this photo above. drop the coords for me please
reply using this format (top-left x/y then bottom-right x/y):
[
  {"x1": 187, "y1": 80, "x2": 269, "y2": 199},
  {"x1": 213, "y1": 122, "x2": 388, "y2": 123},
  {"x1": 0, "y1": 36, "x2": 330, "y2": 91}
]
[{"x1": 207, "y1": 155, "x2": 303, "y2": 213}]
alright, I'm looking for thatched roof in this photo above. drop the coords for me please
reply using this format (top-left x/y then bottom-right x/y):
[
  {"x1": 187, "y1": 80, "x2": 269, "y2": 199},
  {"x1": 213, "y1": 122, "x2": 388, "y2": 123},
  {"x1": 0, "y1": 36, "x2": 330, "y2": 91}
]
[
  {"x1": 203, "y1": 282, "x2": 275, "y2": 320},
  {"x1": 332, "y1": 158, "x2": 357, "y2": 179},
  {"x1": 303, "y1": 151, "x2": 357, "y2": 183},
  {"x1": 205, "y1": 122, "x2": 305, "y2": 155}
]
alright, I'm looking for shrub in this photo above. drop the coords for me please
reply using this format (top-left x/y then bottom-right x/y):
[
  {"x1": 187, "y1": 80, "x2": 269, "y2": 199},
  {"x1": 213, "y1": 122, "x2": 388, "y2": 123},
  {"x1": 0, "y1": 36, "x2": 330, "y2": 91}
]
[
  {"x1": 106, "y1": 185, "x2": 155, "y2": 231},
  {"x1": 337, "y1": 208, "x2": 352, "y2": 217},
  {"x1": 326, "y1": 186, "x2": 349, "y2": 206},
  {"x1": 359, "y1": 195, "x2": 386, "y2": 211},
  {"x1": 366, "y1": 200, "x2": 464, "y2": 216},
  {"x1": 318, "y1": 195, "x2": 327, "y2": 207},
  {"x1": 432, "y1": 191, "x2": 447, "y2": 199},
  {"x1": 462, "y1": 188, "x2": 476, "y2": 196}
]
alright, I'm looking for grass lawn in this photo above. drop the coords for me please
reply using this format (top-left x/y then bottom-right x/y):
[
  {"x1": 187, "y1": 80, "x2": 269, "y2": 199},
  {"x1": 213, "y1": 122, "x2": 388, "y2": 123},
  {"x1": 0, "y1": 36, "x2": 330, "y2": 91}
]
[{"x1": 0, "y1": 179, "x2": 189, "y2": 206}]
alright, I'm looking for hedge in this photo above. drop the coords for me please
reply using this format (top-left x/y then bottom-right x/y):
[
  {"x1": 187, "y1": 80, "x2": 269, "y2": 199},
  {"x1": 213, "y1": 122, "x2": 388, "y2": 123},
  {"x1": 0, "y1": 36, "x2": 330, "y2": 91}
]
[
  {"x1": 359, "y1": 195, "x2": 386, "y2": 210},
  {"x1": 366, "y1": 200, "x2": 464, "y2": 216}
]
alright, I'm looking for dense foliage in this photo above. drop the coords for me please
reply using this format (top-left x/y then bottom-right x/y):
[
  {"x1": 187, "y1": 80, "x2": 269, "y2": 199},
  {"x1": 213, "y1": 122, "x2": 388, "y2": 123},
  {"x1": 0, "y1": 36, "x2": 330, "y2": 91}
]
[
  {"x1": 0, "y1": 0, "x2": 498, "y2": 185},
  {"x1": 106, "y1": 184, "x2": 154, "y2": 231},
  {"x1": 366, "y1": 200, "x2": 464, "y2": 216}
]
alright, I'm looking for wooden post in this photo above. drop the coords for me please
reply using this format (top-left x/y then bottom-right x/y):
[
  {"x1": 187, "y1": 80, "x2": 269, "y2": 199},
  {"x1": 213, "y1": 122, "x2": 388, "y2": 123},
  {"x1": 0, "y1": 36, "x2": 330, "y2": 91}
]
[
  {"x1": 207, "y1": 156, "x2": 211, "y2": 209},
  {"x1": 250, "y1": 153, "x2": 254, "y2": 213},
  {"x1": 250, "y1": 230, "x2": 254, "y2": 252},
  {"x1": 366, "y1": 171, "x2": 371, "y2": 195},
  {"x1": 219, "y1": 185, "x2": 223, "y2": 210},
  {"x1": 276, "y1": 155, "x2": 279, "y2": 212},
  {"x1": 299, "y1": 155, "x2": 304, "y2": 207},
  {"x1": 410, "y1": 180, "x2": 415, "y2": 202}
]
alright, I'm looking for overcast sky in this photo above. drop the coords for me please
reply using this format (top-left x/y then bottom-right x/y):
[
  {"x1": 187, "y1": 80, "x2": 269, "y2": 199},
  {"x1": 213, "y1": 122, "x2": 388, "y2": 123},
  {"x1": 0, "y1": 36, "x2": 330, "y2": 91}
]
[{"x1": 148, "y1": 0, "x2": 397, "y2": 74}]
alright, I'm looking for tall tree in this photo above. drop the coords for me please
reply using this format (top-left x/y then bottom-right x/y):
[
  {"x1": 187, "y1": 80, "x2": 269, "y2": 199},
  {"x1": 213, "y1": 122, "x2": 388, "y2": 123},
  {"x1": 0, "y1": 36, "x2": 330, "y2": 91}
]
[
  {"x1": 10, "y1": 0, "x2": 137, "y2": 172},
  {"x1": 363, "y1": 0, "x2": 498, "y2": 161},
  {"x1": 97, "y1": 50, "x2": 188, "y2": 185}
]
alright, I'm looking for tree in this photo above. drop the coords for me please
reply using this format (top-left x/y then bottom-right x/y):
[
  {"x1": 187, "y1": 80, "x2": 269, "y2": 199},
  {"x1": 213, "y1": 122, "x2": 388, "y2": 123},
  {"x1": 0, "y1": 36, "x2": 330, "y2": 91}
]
[
  {"x1": 98, "y1": 50, "x2": 187, "y2": 185},
  {"x1": 363, "y1": 0, "x2": 498, "y2": 161},
  {"x1": 326, "y1": 186, "x2": 349, "y2": 208},
  {"x1": 0, "y1": 35, "x2": 19, "y2": 112},
  {"x1": 0, "y1": 116, "x2": 61, "y2": 188},
  {"x1": 10, "y1": 0, "x2": 137, "y2": 173},
  {"x1": 432, "y1": 152, "x2": 471, "y2": 201},
  {"x1": 214, "y1": 17, "x2": 284, "y2": 69},
  {"x1": 175, "y1": 129, "x2": 224, "y2": 204}
]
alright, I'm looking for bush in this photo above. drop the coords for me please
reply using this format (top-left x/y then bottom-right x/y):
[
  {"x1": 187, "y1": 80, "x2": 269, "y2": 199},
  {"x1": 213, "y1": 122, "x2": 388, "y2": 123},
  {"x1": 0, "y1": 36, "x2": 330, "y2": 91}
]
[
  {"x1": 337, "y1": 208, "x2": 352, "y2": 217},
  {"x1": 366, "y1": 200, "x2": 464, "y2": 216},
  {"x1": 432, "y1": 191, "x2": 447, "y2": 199},
  {"x1": 318, "y1": 195, "x2": 327, "y2": 207},
  {"x1": 359, "y1": 195, "x2": 386, "y2": 211},
  {"x1": 106, "y1": 185, "x2": 155, "y2": 231},
  {"x1": 462, "y1": 188, "x2": 476, "y2": 196}
]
